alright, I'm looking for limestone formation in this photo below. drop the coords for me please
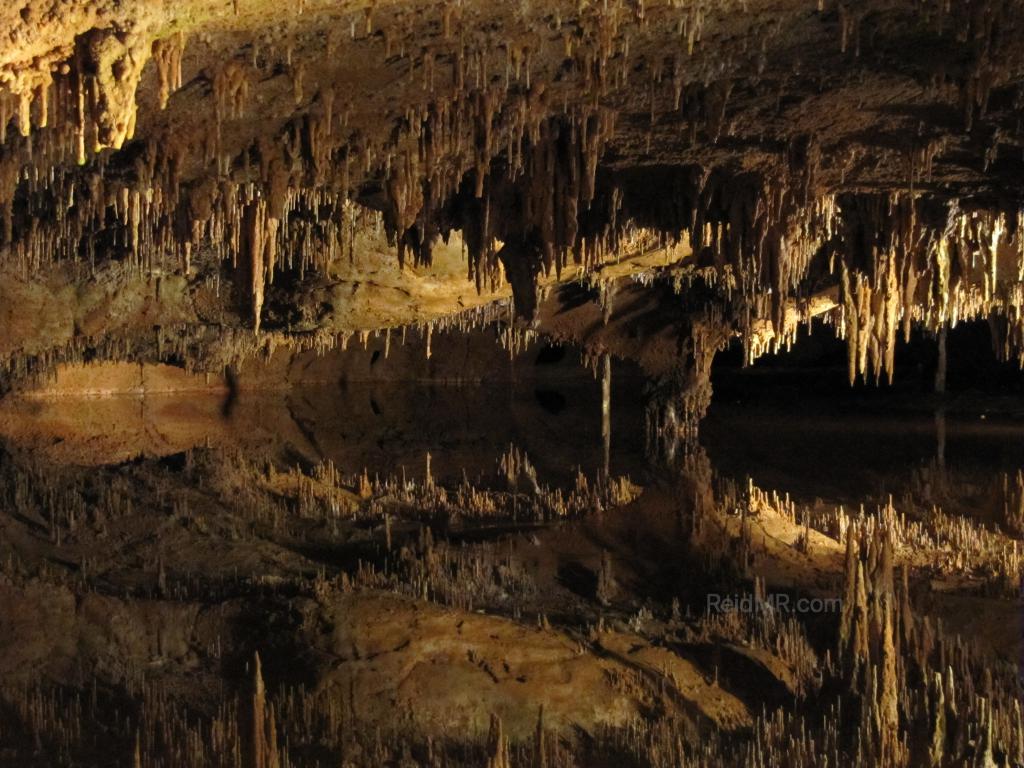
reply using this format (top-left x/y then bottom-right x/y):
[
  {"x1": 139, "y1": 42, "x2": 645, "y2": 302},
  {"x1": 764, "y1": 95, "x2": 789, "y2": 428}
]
[{"x1": 0, "y1": 1, "x2": 1021, "y2": 766}]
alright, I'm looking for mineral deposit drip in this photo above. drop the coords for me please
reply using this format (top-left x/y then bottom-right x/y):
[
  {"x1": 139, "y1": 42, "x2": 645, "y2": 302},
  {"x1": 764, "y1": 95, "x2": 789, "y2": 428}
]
[
  {"x1": 152, "y1": 33, "x2": 185, "y2": 111},
  {"x1": 242, "y1": 199, "x2": 268, "y2": 333},
  {"x1": 76, "y1": 29, "x2": 151, "y2": 154},
  {"x1": 0, "y1": 0, "x2": 1018, "y2": 367},
  {"x1": 834, "y1": 196, "x2": 1024, "y2": 383}
]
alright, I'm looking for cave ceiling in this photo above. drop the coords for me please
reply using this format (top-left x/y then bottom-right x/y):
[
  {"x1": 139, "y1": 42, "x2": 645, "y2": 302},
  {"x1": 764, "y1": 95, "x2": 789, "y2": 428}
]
[{"x1": 1, "y1": 0, "x2": 1023, "y2": 397}]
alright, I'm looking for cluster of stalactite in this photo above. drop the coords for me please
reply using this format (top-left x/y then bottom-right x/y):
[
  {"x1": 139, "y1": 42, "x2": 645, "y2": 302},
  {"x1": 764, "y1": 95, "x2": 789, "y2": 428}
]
[
  {"x1": 1, "y1": 0, "x2": 672, "y2": 329},
  {"x1": 833, "y1": 196, "x2": 1024, "y2": 383},
  {"x1": 0, "y1": 26, "x2": 153, "y2": 163},
  {"x1": 627, "y1": 182, "x2": 1024, "y2": 383},
  {"x1": 0, "y1": 89, "x2": 644, "y2": 354},
  {"x1": 0, "y1": 65, "x2": 623, "y2": 327},
  {"x1": 0, "y1": 0, "x2": 1021, "y2": 402},
  {"x1": 914, "y1": 0, "x2": 1024, "y2": 132},
  {"x1": 385, "y1": 103, "x2": 620, "y2": 321},
  {"x1": 385, "y1": 135, "x2": 833, "y2": 326},
  {"x1": 3, "y1": 160, "x2": 1024, "y2": 405}
]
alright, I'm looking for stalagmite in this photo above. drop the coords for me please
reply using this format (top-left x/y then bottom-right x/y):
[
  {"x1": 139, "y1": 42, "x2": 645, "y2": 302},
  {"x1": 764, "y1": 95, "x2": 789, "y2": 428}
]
[
  {"x1": 596, "y1": 548, "x2": 615, "y2": 605},
  {"x1": 851, "y1": 557, "x2": 870, "y2": 680}
]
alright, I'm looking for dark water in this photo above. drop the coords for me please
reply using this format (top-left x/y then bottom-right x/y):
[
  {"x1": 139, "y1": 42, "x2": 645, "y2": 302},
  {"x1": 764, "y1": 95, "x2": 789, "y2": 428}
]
[
  {"x1": 703, "y1": 401, "x2": 1024, "y2": 504},
  {"x1": 0, "y1": 376, "x2": 648, "y2": 487},
  {"x1": 6, "y1": 356, "x2": 1024, "y2": 515}
]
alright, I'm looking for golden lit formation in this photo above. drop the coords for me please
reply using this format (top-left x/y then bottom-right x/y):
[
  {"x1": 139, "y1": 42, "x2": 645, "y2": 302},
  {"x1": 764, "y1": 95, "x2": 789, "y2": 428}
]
[{"x1": 0, "y1": 0, "x2": 1021, "y2": 766}]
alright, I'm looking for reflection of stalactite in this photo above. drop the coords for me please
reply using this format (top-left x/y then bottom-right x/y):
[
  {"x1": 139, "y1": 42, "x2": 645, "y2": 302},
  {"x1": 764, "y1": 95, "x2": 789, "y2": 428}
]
[
  {"x1": 485, "y1": 713, "x2": 510, "y2": 768},
  {"x1": 645, "y1": 316, "x2": 729, "y2": 461},
  {"x1": 244, "y1": 652, "x2": 280, "y2": 768},
  {"x1": 1000, "y1": 470, "x2": 1024, "y2": 536},
  {"x1": 250, "y1": 652, "x2": 266, "y2": 768},
  {"x1": 534, "y1": 706, "x2": 548, "y2": 768}
]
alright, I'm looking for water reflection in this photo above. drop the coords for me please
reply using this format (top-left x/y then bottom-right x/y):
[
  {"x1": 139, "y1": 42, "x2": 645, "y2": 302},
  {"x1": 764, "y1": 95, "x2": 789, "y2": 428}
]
[
  {"x1": 0, "y1": 378, "x2": 649, "y2": 488},
  {"x1": 703, "y1": 400, "x2": 1024, "y2": 506}
]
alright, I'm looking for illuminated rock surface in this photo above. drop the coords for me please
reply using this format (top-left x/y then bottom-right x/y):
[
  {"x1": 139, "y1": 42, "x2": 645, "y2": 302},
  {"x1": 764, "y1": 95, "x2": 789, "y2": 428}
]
[{"x1": 0, "y1": 1, "x2": 1022, "y2": 766}]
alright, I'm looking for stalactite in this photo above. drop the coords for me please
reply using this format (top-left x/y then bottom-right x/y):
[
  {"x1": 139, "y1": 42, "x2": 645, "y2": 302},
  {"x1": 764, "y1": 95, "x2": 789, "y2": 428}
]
[
  {"x1": 0, "y1": 0, "x2": 1021, "y2": 389},
  {"x1": 77, "y1": 28, "x2": 151, "y2": 153},
  {"x1": 152, "y1": 32, "x2": 185, "y2": 110},
  {"x1": 212, "y1": 60, "x2": 250, "y2": 157},
  {"x1": 242, "y1": 199, "x2": 268, "y2": 334}
]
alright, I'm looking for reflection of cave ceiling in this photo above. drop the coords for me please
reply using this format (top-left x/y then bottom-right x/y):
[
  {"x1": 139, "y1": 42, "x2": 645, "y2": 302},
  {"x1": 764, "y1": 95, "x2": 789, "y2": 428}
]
[{"x1": 2, "y1": 0, "x2": 1024, "y2": 393}]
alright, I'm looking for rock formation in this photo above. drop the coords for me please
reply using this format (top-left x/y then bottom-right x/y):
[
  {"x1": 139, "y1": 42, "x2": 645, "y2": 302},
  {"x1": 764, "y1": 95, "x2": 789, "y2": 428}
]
[{"x1": 0, "y1": 0, "x2": 1021, "y2": 765}]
